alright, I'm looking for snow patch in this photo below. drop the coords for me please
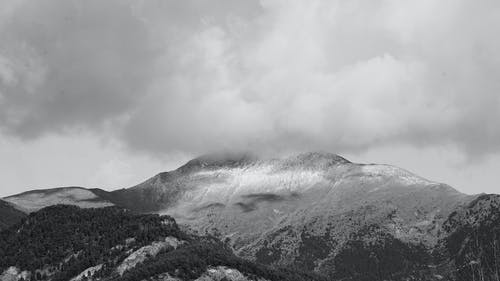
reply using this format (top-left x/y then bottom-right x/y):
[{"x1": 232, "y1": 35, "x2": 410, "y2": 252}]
[
  {"x1": 188, "y1": 165, "x2": 325, "y2": 204},
  {"x1": 360, "y1": 165, "x2": 435, "y2": 186}
]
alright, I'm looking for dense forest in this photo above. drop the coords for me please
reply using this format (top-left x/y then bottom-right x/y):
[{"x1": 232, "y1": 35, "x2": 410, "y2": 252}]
[
  {"x1": 0, "y1": 205, "x2": 327, "y2": 281},
  {"x1": 0, "y1": 200, "x2": 26, "y2": 230},
  {"x1": 0, "y1": 205, "x2": 187, "y2": 281}
]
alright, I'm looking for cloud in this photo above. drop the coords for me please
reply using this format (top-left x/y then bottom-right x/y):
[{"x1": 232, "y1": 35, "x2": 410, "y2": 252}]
[
  {"x1": 0, "y1": 0, "x2": 157, "y2": 137},
  {"x1": 1, "y1": 0, "x2": 500, "y2": 158}
]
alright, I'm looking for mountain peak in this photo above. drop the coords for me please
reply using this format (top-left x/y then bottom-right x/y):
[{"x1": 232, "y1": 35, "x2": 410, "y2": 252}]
[
  {"x1": 289, "y1": 151, "x2": 350, "y2": 164},
  {"x1": 175, "y1": 151, "x2": 352, "y2": 174},
  {"x1": 179, "y1": 151, "x2": 350, "y2": 171},
  {"x1": 178, "y1": 151, "x2": 259, "y2": 172}
]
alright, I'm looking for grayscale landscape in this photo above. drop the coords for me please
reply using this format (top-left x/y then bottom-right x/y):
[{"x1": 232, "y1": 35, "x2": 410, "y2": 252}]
[{"x1": 0, "y1": 1, "x2": 499, "y2": 281}]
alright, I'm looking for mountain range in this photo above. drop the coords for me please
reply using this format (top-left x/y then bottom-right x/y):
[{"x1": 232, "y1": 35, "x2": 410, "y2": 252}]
[{"x1": 1, "y1": 152, "x2": 499, "y2": 281}]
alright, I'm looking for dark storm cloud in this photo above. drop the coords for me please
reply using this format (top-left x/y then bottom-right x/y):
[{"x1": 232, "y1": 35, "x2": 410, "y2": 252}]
[{"x1": 1, "y1": 0, "x2": 500, "y2": 158}]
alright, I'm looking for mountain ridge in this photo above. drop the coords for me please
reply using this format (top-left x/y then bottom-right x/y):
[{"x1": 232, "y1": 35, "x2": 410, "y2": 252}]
[
  {"x1": 2, "y1": 151, "x2": 496, "y2": 280},
  {"x1": 3, "y1": 186, "x2": 114, "y2": 213}
]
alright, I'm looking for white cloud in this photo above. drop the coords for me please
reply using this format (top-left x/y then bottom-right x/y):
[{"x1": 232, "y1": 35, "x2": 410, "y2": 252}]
[
  {"x1": 0, "y1": 133, "x2": 188, "y2": 196},
  {"x1": 1, "y1": 0, "x2": 500, "y2": 158}
]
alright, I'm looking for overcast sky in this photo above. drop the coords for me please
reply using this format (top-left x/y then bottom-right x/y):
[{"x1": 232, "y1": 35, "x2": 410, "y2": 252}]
[{"x1": 1, "y1": 0, "x2": 499, "y2": 196}]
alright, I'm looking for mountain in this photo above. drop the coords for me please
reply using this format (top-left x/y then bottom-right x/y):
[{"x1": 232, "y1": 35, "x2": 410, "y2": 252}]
[
  {"x1": 439, "y1": 194, "x2": 500, "y2": 281},
  {"x1": 3, "y1": 186, "x2": 114, "y2": 213},
  {"x1": 0, "y1": 205, "x2": 326, "y2": 281},
  {"x1": 0, "y1": 199, "x2": 26, "y2": 231},
  {"x1": 3, "y1": 151, "x2": 498, "y2": 280},
  {"x1": 101, "y1": 152, "x2": 473, "y2": 278}
]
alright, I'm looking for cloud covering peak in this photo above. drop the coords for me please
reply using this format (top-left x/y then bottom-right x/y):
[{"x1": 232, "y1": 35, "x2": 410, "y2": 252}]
[{"x1": 1, "y1": 0, "x2": 500, "y2": 157}]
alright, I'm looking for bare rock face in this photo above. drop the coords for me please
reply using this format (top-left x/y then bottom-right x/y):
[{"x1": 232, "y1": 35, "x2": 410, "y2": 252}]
[
  {"x1": 117, "y1": 236, "x2": 184, "y2": 276},
  {"x1": 145, "y1": 266, "x2": 271, "y2": 281},
  {"x1": 69, "y1": 264, "x2": 103, "y2": 281},
  {"x1": 0, "y1": 267, "x2": 29, "y2": 281},
  {"x1": 194, "y1": 266, "x2": 269, "y2": 281}
]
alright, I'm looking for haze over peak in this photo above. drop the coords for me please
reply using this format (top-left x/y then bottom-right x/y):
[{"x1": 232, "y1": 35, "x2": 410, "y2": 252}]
[
  {"x1": 177, "y1": 151, "x2": 351, "y2": 171},
  {"x1": 178, "y1": 151, "x2": 259, "y2": 171}
]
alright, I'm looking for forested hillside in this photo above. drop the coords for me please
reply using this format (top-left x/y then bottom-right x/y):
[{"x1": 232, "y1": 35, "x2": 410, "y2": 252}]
[
  {"x1": 0, "y1": 199, "x2": 25, "y2": 231},
  {"x1": 0, "y1": 205, "x2": 326, "y2": 281}
]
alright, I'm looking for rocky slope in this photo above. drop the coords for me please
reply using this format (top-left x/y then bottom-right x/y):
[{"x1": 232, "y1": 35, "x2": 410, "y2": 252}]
[{"x1": 102, "y1": 152, "x2": 474, "y2": 279}]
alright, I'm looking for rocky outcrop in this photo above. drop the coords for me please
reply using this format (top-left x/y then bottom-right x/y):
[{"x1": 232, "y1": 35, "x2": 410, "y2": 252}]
[
  {"x1": 117, "y1": 236, "x2": 184, "y2": 276},
  {"x1": 69, "y1": 264, "x2": 103, "y2": 281},
  {"x1": 194, "y1": 266, "x2": 269, "y2": 281}
]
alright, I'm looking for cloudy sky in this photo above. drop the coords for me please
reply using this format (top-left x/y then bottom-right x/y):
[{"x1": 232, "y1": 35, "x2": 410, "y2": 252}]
[{"x1": 1, "y1": 0, "x2": 499, "y2": 196}]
